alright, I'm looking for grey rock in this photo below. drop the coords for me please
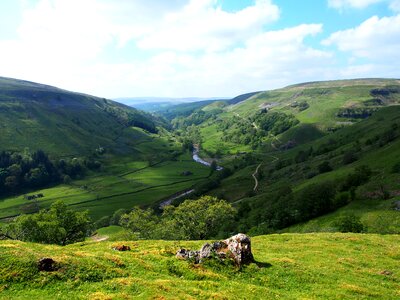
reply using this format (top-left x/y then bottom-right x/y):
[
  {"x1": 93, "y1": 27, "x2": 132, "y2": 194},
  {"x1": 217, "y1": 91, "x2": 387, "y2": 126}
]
[{"x1": 176, "y1": 233, "x2": 254, "y2": 266}]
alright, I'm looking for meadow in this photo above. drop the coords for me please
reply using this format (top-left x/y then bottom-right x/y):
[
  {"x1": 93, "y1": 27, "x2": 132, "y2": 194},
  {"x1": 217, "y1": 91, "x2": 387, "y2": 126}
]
[
  {"x1": 0, "y1": 151, "x2": 210, "y2": 221},
  {"x1": 0, "y1": 233, "x2": 399, "y2": 299}
]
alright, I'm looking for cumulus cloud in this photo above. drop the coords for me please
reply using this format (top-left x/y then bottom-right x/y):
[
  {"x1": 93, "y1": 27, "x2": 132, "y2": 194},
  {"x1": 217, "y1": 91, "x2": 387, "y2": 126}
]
[
  {"x1": 137, "y1": 0, "x2": 280, "y2": 52},
  {"x1": 328, "y1": 0, "x2": 384, "y2": 9},
  {"x1": 328, "y1": 0, "x2": 400, "y2": 11},
  {"x1": 323, "y1": 15, "x2": 400, "y2": 61},
  {"x1": 0, "y1": 0, "x2": 394, "y2": 98}
]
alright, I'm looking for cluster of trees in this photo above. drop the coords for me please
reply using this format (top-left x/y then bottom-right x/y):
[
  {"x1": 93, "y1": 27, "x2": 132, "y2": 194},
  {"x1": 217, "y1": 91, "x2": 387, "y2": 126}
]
[
  {"x1": 119, "y1": 196, "x2": 236, "y2": 240},
  {"x1": 1, "y1": 201, "x2": 91, "y2": 245},
  {"x1": 172, "y1": 109, "x2": 222, "y2": 129},
  {"x1": 238, "y1": 165, "x2": 372, "y2": 234},
  {"x1": 217, "y1": 111, "x2": 298, "y2": 148},
  {"x1": 336, "y1": 108, "x2": 378, "y2": 119},
  {"x1": 0, "y1": 150, "x2": 100, "y2": 196},
  {"x1": 103, "y1": 104, "x2": 158, "y2": 133}
]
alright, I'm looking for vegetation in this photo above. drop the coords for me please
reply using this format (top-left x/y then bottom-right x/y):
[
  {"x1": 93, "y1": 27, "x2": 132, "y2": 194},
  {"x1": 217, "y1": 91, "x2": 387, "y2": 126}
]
[
  {"x1": 120, "y1": 196, "x2": 236, "y2": 240},
  {"x1": 2, "y1": 201, "x2": 90, "y2": 245},
  {"x1": 0, "y1": 233, "x2": 399, "y2": 299}
]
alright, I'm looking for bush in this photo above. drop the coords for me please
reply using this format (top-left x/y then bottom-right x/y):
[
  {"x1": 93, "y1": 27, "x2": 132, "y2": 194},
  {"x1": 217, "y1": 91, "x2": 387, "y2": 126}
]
[{"x1": 334, "y1": 214, "x2": 364, "y2": 233}]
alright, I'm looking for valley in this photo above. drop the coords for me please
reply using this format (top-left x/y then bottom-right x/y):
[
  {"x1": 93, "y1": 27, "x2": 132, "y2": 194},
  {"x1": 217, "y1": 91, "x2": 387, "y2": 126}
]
[{"x1": 1, "y1": 77, "x2": 400, "y2": 236}]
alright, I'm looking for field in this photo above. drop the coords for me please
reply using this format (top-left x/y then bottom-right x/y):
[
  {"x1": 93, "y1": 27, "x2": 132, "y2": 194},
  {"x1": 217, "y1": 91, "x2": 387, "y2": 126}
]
[
  {"x1": 0, "y1": 233, "x2": 399, "y2": 299},
  {"x1": 0, "y1": 151, "x2": 210, "y2": 221}
]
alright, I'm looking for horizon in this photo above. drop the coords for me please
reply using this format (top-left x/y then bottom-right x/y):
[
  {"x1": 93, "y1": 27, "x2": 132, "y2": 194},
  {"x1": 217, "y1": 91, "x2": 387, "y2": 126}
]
[{"x1": 0, "y1": 0, "x2": 399, "y2": 98}]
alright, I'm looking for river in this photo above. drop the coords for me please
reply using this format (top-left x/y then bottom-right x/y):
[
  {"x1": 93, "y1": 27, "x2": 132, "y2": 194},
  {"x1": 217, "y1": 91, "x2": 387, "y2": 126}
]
[{"x1": 159, "y1": 146, "x2": 223, "y2": 208}]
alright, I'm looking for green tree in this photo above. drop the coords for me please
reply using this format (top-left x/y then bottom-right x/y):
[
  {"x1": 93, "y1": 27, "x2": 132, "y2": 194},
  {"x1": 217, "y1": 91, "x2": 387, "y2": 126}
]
[
  {"x1": 5, "y1": 201, "x2": 91, "y2": 245},
  {"x1": 119, "y1": 207, "x2": 158, "y2": 239},
  {"x1": 161, "y1": 196, "x2": 236, "y2": 240}
]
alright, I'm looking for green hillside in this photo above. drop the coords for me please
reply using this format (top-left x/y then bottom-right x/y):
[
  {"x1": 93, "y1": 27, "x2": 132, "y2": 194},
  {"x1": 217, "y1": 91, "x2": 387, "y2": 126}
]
[
  {"x1": 167, "y1": 79, "x2": 400, "y2": 234},
  {"x1": 0, "y1": 77, "x2": 210, "y2": 221},
  {"x1": 0, "y1": 77, "x2": 160, "y2": 156},
  {"x1": 0, "y1": 233, "x2": 399, "y2": 299}
]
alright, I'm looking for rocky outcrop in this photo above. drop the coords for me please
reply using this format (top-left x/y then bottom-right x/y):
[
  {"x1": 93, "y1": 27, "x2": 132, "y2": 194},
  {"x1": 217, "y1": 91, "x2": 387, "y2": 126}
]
[{"x1": 176, "y1": 233, "x2": 254, "y2": 266}]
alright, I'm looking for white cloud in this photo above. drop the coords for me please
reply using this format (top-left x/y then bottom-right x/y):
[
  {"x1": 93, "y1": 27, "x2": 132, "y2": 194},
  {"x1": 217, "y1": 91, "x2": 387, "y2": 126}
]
[
  {"x1": 328, "y1": 0, "x2": 384, "y2": 9},
  {"x1": 390, "y1": 0, "x2": 400, "y2": 11},
  {"x1": 0, "y1": 0, "x2": 396, "y2": 98},
  {"x1": 328, "y1": 0, "x2": 400, "y2": 11},
  {"x1": 137, "y1": 0, "x2": 280, "y2": 52},
  {"x1": 323, "y1": 15, "x2": 400, "y2": 61}
]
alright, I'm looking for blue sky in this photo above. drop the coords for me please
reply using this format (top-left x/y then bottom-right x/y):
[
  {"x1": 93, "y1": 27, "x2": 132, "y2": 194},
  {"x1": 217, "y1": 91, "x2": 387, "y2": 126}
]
[{"x1": 0, "y1": 0, "x2": 399, "y2": 98}]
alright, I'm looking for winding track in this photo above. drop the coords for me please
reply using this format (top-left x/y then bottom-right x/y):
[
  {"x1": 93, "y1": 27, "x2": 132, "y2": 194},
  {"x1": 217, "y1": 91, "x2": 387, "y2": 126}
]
[{"x1": 252, "y1": 163, "x2": 262, "y2": 191}]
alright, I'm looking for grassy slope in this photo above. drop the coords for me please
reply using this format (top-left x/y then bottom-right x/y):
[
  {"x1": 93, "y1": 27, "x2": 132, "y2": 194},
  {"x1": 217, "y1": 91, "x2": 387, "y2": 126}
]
[
  {"x1": 197, "y1": 78, "x2": 400, "y2": 154},
  {"x1": 285, "y1": 197, "x2": 400, "y2": 234},
  {"x1": 0, "y1": 77, "x2": 212, "y2": 221},
  {"x1": 0, "y1": 77, "x2": 157, "y2": 156},
  {"x1": 0, "y1": 233, "x2": 399, "y2": 299}
]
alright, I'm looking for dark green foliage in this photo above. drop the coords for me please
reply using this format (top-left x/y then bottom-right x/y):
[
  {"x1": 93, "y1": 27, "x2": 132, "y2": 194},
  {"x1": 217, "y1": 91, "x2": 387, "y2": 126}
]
[
  {"x1": 342, "y1": 151, "x2": 358, "y2": 165},
  {"x1": 4, "y1": 201, "x2": 91, "y2": 245},
  {"x1": 0, "y1": 150, "x2": 86, "y2": 196},
  {"x1": 318, "y1": 161, "x2": 332, "y2": 174},
  {"x1": 341, "y1": 165, "x2": 372, "y2": 191},
  {"x1": 392, "y1": 161, "x2": 400, "y2": 173},
  {"x1": 296, "y1": 181, "x2": 337, "y2": 220},
  {"x1": 336, "y1": 107, "x2": 378, "y2": 119},
  {"x1": 334, "y1": 214, "x2": 364, "y2": 233}
]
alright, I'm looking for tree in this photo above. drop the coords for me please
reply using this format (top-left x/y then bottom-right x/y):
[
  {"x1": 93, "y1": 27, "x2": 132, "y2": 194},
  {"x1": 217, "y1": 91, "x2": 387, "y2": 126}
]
[
  {"x1": 5, "y1": 201, "x2": 91, "y2": 245},
  {"x1": 161, "y1": 196, "x2": 236, "y2": 240},
  {"x1": 119, "y1": 207, "x2": 158, "y2": 239}
]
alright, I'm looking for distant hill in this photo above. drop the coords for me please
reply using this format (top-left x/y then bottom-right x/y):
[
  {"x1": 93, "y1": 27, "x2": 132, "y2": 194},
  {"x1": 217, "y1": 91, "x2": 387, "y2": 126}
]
[{"x1": 0, "y1": 77, "x2": 161, "y2": 156}]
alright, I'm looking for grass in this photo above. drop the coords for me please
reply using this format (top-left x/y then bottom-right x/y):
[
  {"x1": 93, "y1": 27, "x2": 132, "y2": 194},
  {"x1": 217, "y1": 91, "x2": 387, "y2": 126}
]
[
  {"x1": 0, "y1": 233, "x2": 399, "y2": 299},
  {"x1": 0, "y1": 153, "x2": 211, "y2": 221},
  {"x1": 284, "y1": 194, "x2": 400, "y2": 234}
]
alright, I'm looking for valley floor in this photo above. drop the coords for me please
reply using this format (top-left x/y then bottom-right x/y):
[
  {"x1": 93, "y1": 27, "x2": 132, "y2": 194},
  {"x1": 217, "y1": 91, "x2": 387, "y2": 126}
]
[{"x1": 0, "y1": 233, "x2": 399, "y2": 299}]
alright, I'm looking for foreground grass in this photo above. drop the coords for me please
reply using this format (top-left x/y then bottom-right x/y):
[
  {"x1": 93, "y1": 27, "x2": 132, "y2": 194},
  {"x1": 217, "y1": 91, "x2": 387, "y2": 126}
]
[{"x1": 1, "y1": 233, "x2": 399, "y2": 299}]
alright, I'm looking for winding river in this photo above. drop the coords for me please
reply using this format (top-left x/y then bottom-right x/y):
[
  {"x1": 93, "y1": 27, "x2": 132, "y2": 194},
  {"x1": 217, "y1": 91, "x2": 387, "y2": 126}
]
[
  {"x1": 159, "y1": 146, "x2": 223, "y2": 208},
  {"x1": 192, "y1": 146, "x2": 223, "y2": 171}
]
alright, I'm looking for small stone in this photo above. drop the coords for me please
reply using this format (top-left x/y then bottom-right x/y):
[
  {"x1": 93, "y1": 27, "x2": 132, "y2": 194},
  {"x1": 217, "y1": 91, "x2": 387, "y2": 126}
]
[
  {"x1": 38, "y1": 257, "x2": 58, "y2": 272},
  {"x1": 112, "y1": 245, "x2": 131, "y2": 251},
  {"x1": 380, "y1": 270, "x2": 393, "y2": 276}
]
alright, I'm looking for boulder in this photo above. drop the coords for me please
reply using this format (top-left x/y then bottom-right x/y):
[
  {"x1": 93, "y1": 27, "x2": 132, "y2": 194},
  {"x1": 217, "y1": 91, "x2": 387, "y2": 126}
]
[
  {"x1": 38, "y1": 257, "x2": 58, "y2": 272},
  {"x1": 176, "y1": 233, "x2": 254, "y2": 266}
]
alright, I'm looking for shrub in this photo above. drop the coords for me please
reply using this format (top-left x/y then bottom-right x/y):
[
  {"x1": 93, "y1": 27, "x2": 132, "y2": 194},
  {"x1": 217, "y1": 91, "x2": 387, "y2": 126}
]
[{"x1": 334, "y1": 214, "x2": 364, "y2": 233}]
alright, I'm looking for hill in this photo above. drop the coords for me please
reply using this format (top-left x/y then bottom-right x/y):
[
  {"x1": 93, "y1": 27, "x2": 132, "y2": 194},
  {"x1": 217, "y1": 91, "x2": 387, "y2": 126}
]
[
  {"x1": 0, "y1": 77, "x2": 160, "y2": 156},
  {"x1": 0, "y1": 77, "x2": 211, "y2": 221},
  {"x1": 168, "y1": 78, "x2": 400, "y2": 234},
  {"x1": 0, "y1": 233, "x2": 399, "y2": 299}
]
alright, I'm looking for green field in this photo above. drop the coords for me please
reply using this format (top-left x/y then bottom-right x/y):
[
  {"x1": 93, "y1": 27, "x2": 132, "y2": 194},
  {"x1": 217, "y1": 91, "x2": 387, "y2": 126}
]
[
  {"x1": 0, "y1": 153, "x2": 210, "y2": 221},
  {"x1": 0, "y1": 233, "x2": 399, "y2": 299}
]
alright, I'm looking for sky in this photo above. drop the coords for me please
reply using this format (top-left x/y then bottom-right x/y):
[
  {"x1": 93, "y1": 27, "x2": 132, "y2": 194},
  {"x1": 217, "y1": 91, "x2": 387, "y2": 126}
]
[{"x1": 0, "y1": 0, "x2": 399, "y2": 98}]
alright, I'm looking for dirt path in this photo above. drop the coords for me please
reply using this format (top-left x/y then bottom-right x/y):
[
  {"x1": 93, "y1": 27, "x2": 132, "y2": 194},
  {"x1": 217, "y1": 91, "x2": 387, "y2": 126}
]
[
  {"x1": 91, "y1": 234, "x2": 109, "y2": 242},
  {"x1": 252, "y1": 163, "x2": 262, "y2": 191}
]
